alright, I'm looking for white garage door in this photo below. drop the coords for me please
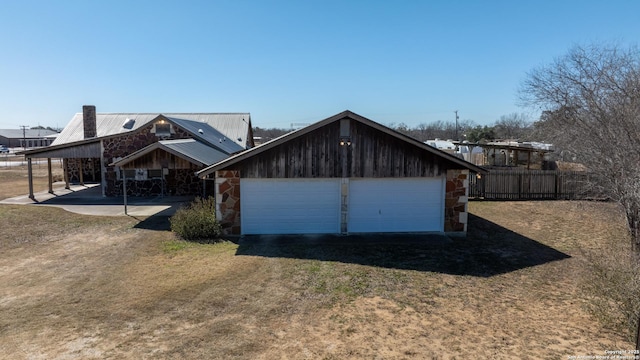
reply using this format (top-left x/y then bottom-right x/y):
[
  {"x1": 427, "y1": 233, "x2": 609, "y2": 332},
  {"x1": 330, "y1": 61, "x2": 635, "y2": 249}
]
[
  {"x1": 348, "y1": 177, "x2": 444, "y2": 233},
  {"x1": 240, "y1": 179, "x2": 341, "y2": 235}
]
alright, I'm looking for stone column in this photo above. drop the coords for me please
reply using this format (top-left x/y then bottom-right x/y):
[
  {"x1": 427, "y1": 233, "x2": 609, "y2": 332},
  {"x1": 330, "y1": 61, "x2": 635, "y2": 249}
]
[
  {"x1": 215, "y1": 170, "x2": 241, "y2": 235},
  {"x1": 445, "y1": 169, "x2": 470, "y2": 236}
]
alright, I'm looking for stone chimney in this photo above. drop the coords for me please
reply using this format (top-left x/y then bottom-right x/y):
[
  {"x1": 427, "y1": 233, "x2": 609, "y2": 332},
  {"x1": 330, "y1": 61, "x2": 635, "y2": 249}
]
[{"x1": 83, "y1": 105, "x2": 97, "y2": 138}]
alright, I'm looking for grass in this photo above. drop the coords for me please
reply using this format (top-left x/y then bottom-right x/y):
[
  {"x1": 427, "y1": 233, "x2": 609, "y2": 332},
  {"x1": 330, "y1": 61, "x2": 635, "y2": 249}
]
[
  {"x1": 0, "y1": 169, "x2": 636, "y2": 358},
  {"x1": 0, "y1": 162, "x2": 64, "y2": 200}
]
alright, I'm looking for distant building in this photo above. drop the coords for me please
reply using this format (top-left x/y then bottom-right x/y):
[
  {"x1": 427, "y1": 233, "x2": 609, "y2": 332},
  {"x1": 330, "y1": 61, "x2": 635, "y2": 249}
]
[
  {"x1": 425, "y1": 139, "x2": 457, "y2": 153},
  {"x1": 0, "y1": 129, "x2": 58, "y2": 148}
]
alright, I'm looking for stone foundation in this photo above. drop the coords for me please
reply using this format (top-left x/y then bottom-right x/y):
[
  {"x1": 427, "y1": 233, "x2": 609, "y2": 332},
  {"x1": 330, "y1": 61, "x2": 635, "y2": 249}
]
[
  {"x1": 215, "y1": 170, "x2": 241, "y2": 235},
  {"x1": 445, "y1": 169, "x2": 469, "y2": 234}
]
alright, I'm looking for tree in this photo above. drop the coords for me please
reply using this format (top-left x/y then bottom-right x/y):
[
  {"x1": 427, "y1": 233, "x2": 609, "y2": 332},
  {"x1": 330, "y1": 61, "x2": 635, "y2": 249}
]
[
  {"x1": 466, "y1": 125, "x2": 496, "y2": 143},
  {"x1": 519, "y1": 43, "x2": 640, "y2": 250},
  {"x1": 493, "y1": 113, "x2": 532, "y2": 140}
]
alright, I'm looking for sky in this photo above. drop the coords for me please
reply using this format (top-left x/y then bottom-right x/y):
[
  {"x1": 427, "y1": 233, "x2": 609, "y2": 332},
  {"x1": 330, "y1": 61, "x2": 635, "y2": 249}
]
[{"x1": 0, "y1": 0, "x2": 638, "y2": 130}]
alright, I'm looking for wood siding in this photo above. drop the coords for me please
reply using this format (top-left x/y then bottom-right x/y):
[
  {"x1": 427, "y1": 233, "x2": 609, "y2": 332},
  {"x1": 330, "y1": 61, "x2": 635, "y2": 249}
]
[
  {"x1": 238, "y1": 119, "x2": 452, "y2": 178},
  {"x1": 25, "y1": 142, "x2": 101, "y2": 159},
  {"x1": 119, "y1": 149, "x2": 200, "y2": 170}
]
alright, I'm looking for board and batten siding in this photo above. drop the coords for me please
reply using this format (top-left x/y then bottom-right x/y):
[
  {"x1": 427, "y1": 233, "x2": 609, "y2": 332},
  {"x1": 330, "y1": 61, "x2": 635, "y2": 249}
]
[
  {"x1": 117, "y1": 148, "x2": 200, "y2": 170},
  {"x1": 238, "y1": 119, "x2": 448, "y2": 179}
]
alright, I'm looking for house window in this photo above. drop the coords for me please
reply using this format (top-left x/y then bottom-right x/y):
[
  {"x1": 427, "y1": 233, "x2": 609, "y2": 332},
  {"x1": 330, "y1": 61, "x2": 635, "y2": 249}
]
[
  {"x1": 155, "y1": 122, "x2": 172, "y2": 137},
  {"x1": 148, "y1": 169, "x2": 163, "y2": 178}
]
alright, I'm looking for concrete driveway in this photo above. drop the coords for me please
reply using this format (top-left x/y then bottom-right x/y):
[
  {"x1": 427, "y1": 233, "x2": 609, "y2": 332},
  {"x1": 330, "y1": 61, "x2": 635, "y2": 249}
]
[{"x1": 0, "y1": 182, "x2": 193, "y2": 217}]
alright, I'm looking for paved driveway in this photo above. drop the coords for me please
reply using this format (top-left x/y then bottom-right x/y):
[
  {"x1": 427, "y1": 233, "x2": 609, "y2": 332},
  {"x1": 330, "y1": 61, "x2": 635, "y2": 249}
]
[{"x1": 0, "y1": 182, "x2": 193, "y2": 217}]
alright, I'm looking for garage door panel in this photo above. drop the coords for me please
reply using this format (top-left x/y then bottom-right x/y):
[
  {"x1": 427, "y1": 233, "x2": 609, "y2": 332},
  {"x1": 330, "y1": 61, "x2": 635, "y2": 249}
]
[
  {"x1": 348, "y1": 178, "x2": 444, "y2": 233},
  {"x1": 241, "y1": 179, "x2": 340, "y2": 234}
]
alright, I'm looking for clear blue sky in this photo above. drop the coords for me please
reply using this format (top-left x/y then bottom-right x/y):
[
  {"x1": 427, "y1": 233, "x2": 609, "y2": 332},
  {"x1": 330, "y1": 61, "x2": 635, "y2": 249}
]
[{"x1": 1, "y1": 0, "x2": 638, "y2": 130}]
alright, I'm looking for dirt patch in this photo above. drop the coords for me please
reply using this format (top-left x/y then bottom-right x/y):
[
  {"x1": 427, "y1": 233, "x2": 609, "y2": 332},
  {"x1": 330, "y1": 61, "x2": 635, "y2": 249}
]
[{"x1": 0, "y1": 201, "x2": 635, "y2": 359}]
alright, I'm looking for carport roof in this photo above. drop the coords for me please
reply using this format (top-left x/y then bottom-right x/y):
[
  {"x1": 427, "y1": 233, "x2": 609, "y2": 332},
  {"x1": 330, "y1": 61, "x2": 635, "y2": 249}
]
[
  {"x1": 197, "y1": 110, "x2": 487, "y2": 178},
  {"x1": 111, "y1": 139, "x2": 229, "y2": 167}
]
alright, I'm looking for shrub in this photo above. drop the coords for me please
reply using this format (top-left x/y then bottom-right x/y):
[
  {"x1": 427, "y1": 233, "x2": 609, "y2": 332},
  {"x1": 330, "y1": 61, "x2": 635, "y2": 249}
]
[{"x1": 170, "y1": 196, "x2": 222, "y2": 242}]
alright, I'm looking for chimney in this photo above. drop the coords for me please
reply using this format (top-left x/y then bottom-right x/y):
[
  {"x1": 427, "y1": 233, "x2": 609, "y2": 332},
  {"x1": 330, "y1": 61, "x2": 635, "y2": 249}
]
[{"x1": 83, "y1": 105, "x2": 97, "y2": 138}]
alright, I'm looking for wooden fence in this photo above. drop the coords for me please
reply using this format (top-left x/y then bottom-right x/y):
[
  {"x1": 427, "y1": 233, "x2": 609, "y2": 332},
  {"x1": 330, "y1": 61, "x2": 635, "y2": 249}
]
[{"x1": 469, "y1": 169, "x2": 593, "y2": 200}]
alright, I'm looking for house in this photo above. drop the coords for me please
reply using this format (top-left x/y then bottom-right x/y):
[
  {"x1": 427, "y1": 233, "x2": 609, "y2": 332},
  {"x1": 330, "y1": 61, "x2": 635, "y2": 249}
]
[
  {"x1": 197, "y1": 110, "x2": 486, "y2": 236},
  {"x1": 0, "y1": 129, "x2": 58, "y2": 148},
  {"x1": 22, "y1": 105, "x2": 253, "y2": 199}
]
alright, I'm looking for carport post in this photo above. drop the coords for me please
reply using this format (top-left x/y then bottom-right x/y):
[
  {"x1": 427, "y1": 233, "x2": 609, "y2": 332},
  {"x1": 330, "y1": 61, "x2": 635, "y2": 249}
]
[
  {"x1": 63, "y1": 159, "x2": 70, "y2": 190},
  {"x1": 47, "y1": 158, "x2": 53, "y2": 194},
  {"x1": 79, "y1": 159, "x2": 84, "y2": 186},
  {"x1": 122, "y1": 169, "x2": 128, "y2": 215}
]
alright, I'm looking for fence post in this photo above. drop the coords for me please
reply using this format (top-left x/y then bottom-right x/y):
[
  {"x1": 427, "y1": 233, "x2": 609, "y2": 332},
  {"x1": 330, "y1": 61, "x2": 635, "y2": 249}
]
[{"x1": 518, "y1": 173, "x2": 522, "y2": 199}]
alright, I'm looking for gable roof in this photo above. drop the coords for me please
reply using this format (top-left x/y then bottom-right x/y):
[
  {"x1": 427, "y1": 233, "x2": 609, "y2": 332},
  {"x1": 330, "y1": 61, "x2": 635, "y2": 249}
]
[
  {"x1": 52, "y1": 112, "x2": 251, "y2": 151},
  {"x1": 197, "y1": 110, "x2": 486, "y2": 178},
  {"x1": 111, "y1": 139, "x2": 229, "y2": 167}
]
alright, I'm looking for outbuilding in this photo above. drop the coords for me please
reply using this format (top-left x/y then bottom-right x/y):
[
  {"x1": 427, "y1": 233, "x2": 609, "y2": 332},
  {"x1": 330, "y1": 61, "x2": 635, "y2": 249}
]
[{"x1": 197, "y1": 111, "x2": 486, "y2": 236}]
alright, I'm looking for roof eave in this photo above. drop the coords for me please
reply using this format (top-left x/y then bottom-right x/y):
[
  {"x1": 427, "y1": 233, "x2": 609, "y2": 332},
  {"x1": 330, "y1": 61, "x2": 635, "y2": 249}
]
[
  {"x1": 19, "y1": 138, "x2": 102, "y2": 157},
  {"x1": 197, "y1": 110, "x2": 486, "y2": 178},
  {"x1": 110, "y1": 141, "x2": 209, "y2": 167}
]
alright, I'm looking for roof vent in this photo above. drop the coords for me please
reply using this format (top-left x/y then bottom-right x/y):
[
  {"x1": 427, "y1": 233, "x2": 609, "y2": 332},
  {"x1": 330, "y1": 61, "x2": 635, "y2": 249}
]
[
  {"x1": 198, "y1": 128, "x2": 204, "y2": 134},
  {"x1": 123, "y1": 118, "x2": 135, "y2": 129},
  {"x1": 237, "y1": 137, "x2": 242, "y2": 142}
]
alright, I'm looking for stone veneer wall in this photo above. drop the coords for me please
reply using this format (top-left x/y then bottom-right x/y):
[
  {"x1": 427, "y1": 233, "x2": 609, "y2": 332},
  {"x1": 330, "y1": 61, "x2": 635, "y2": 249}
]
[
  {"x1": 215, "y1": 170, "x2": 241, "y2": 235},
  {"x1": 445, "y1": 169, "x2": 469, "y2": 234},
  {"x1": 67, "y1": 158, "x2": 101, "y2": 183},
  {"x1": 111, "y1": 169, "x2": 202, "y2": 197}
]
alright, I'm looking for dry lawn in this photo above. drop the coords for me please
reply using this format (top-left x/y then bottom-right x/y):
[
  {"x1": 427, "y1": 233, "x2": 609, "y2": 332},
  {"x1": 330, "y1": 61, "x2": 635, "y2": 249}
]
[
  {"x1": 0, "y1": 160, "x2": 64, "y2": 200},
  {"x1": 0, "y1": 196, "x2": 636, "y2": 358}
]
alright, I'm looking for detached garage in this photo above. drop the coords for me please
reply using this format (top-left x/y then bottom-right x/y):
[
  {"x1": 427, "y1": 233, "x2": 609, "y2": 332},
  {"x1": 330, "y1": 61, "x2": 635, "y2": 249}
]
[{"x1": 197, "y1": 111, "x2": 485, "y2": 236}]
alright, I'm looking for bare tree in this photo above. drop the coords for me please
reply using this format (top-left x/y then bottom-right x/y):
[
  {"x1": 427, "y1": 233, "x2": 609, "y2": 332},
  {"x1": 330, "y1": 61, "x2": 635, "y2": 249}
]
[
  {"x1": 493, "y1": 113, "x2": 532, "y2": 140},
  {"x1": 519, "y1": 43, "x2": 640, "y2": 250}
]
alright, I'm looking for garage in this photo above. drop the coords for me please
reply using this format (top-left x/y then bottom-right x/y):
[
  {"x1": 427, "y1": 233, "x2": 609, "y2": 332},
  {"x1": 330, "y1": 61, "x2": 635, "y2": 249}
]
[
  {"x1": 348, "y1": 177, "x2": 444, "y2": 233},
  {"x1": 199, "y1": 111, "x2": 485, "y2": 236},
  {"x1": 241, "y1": 178, "x2": 341, "y2": 235}
]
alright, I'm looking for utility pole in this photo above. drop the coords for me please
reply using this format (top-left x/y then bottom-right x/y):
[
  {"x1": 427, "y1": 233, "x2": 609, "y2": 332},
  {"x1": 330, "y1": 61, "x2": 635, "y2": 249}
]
[
  {"x1": 19, "y1": 125, "x2": 29, "y2": 150},
  {"x1": 454, "y1": 111, "x2": 459, "y2": 141}
]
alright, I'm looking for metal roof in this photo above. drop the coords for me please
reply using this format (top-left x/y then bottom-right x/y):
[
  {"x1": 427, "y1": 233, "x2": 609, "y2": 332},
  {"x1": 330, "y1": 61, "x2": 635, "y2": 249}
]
[
  {"x1": 197, "y1": 110, "x2": 487, "y2": 178},
  {"x1": 0, "y1": 129, "x2": 58, "y2": 139},
  {"x1": 52, "y1": 113, "x2": 251, "y2": 150},
  {"x1": 165, "y1": 116, "x2": 244, "y2": 154},
  {"x1": 111, "y1": 139, "x2": 229, "y2": 167}
]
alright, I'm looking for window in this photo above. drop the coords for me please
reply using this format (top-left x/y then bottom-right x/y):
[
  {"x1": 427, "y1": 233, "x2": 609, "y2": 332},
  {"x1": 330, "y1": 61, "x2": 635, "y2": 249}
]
[
  {"x1": 148, "y1": 169, "x2": 163, "y2": 178},
  {"x1": 155, "y1": 122, "x2": 171, "y2": 137}
]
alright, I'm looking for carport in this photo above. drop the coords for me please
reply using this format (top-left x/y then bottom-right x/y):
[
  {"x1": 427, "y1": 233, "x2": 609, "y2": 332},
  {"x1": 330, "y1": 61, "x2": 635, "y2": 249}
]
[{"x1": 20, "y1": 139, "x2": 102, "y2": 200}]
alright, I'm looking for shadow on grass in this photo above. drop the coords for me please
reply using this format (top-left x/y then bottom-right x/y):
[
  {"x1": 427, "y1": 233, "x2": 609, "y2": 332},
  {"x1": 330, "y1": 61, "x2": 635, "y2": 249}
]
[
  {"x1": 235, "y1": 214, "x2": 571, "y2": 277},
  {"x1": 133, "y1": 207, "x2": 176, "y2": 231}
]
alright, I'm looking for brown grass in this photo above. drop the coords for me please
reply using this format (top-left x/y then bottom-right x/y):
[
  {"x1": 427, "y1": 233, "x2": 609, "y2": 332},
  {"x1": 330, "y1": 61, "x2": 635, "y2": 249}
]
[
  {"x1": 0, "y1": 161, "x2": 64, "y2": 200},
  {"x1": 0, "y1": 168, "x2": 636, "y2": 359}
]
